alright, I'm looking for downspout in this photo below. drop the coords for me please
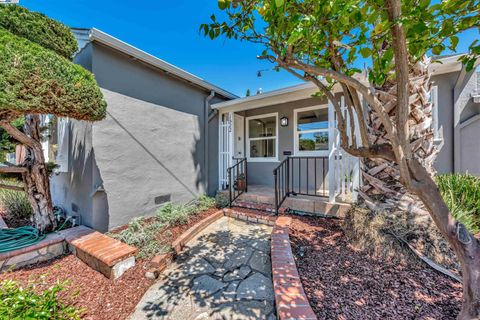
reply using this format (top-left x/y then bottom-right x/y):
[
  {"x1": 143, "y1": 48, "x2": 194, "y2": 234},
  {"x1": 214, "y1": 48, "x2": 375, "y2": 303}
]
[{"x1": 204, "y1": 91, "x2": 216, "y2": 195}]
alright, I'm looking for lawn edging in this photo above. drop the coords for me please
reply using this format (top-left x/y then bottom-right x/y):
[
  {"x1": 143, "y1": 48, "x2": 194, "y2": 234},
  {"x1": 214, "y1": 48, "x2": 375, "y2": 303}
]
[{"x1": 272, "y1": 216, "x2": 317, "y2": 320}]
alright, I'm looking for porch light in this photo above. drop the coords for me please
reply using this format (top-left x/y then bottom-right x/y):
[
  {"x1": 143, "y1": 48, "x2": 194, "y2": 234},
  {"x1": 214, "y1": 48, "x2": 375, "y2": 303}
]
[{"x1": 280, "y1": 116, "x2": 288, "y2": 127}]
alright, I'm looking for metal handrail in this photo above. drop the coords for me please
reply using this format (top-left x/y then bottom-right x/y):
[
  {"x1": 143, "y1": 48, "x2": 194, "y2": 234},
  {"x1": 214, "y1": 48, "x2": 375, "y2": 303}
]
[
  {"x1": 273, "y1": 156, "x2": 328, "y2": 214},
  {"x1": 273, "y1": 157, "x2": 289, "y2": 214},
  {"x1": 227, "y1": 158, "x2": 247, "y2": 207}
]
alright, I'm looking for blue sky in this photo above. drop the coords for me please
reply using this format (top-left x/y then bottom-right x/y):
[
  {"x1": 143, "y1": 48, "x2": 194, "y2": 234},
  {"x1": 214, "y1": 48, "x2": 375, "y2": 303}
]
[
  {"x1": 21, "y1": 0, "x2": 478, "y2": 97},
  {"x1": 21, "y1": 0, "x2": 301, "y2": 97}
]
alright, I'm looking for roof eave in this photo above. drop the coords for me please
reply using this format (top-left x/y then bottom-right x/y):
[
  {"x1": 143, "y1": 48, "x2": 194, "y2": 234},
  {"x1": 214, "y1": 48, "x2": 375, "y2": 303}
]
[{"x1": 87, "y1": 28, "x2": 238, "y2": 100}]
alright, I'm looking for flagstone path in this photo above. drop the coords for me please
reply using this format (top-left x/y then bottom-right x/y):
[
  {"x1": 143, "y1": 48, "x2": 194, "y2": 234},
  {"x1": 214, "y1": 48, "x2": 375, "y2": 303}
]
[{"x1": 129, "y1": 216, "x2": 275, "y2": 320}]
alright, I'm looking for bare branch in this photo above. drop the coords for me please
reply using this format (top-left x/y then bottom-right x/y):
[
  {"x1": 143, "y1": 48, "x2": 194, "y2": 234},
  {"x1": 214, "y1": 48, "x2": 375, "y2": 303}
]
[
  {"x1": 0, "y1": 120, "x2": 37, "y2": 148},
  {"x1": 0, "y1": 183, "x2": 24, "y2": 192},
  {"x1": 0, "y1": 166, "x2": 28, "y2": 174}
]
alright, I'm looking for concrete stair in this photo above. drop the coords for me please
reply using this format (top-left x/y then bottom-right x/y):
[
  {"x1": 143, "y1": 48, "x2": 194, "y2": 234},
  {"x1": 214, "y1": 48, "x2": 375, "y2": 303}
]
[{"x1": 234, "y1": 192, "x2": 350, "y2": 218}]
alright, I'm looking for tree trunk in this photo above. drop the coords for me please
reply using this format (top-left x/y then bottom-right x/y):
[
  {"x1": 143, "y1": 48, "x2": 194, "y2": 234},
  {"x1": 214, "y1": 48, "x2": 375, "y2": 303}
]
[
  {"x1": 406, "y1": 158, "x2": 480, "y2": 319},
  {"x1": 360, "y1": 56, "x2": 436, "y2": 215},
  {"x1": 22, "y1": 115, "x2": 56, "y2": 233}
]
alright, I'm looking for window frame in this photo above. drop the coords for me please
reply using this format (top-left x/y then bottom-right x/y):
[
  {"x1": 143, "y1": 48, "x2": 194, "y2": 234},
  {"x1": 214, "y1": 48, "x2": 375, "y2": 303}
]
[
  {"x1": 293, "y1": 105, "x2": 329, "y2": 157},
  {"x1": 246, "y1": 112, "x2": 279, "y2": 162}
]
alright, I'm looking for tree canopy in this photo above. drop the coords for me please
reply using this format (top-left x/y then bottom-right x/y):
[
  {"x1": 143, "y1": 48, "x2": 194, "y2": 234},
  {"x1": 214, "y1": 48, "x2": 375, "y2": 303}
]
[
  {"x1": 0, "y1": 5, "x2": 106, "y2": 121},
  {"x1": 0, "y1": 5, "x2": 77, "y2": 59},
  {"x1": 203, "y1": 0, "x2": 479, "y2": 86}
]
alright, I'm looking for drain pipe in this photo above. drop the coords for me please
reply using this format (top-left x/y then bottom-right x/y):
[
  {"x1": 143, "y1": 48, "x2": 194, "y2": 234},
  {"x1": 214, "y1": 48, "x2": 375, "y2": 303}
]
[{"x1": 204, "y1": 90, "x2": 216, "y2": 195}]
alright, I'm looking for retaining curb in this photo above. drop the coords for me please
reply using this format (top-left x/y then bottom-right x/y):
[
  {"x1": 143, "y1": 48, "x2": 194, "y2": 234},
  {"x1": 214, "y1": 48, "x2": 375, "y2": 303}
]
[{"x1": 271, "y1": 216, "x2": 317, "y2": 320}]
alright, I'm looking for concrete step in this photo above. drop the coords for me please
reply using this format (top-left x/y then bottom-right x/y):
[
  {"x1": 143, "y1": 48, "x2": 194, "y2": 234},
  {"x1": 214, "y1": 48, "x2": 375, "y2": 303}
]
[{"x1": 236, "y1": 194, "x2": 350, "y2": 218}]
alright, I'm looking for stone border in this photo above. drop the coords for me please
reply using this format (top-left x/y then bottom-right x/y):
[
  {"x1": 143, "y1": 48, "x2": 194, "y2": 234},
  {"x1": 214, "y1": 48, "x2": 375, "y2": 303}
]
[
  {"x1": 0, "y1": 226, "x2": 93, "y2": 272},
  {"x1": 271, "y1": 216, "x2": 317, "y2": 320}
]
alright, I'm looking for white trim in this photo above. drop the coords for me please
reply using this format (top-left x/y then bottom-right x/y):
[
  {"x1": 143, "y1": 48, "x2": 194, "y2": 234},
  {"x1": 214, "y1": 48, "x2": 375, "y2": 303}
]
[
  {"x1": 431, "y1": 85, "x2": 442, "y2": 142},
  {"x1": 460, "y1": 113, "x2": 480, "y2": 129},
  {"x1": 85, "y1": 28, "x2": 237, "y2": 100},
  {"x1": 293, "y1": 105, "x2": 329, "y2": 157},
  {"x1": 246, "y1": 112, "x2": 279, "y2": 162}
]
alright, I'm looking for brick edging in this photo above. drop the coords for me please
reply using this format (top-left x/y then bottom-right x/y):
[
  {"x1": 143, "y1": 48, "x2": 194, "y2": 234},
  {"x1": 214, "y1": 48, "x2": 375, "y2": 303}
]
[
  {"x1": 271, "y1": 216, "x2": 317, "y2": 320},
  {"x1": 146, "y1": 209, "x2": 224, "y2": 279},
  {"x1": 224, "y1": 208, "x2": 276, "y2": 226},
  {"x1": 171, "y1": 210, "x2": 224, "y2": 255}
]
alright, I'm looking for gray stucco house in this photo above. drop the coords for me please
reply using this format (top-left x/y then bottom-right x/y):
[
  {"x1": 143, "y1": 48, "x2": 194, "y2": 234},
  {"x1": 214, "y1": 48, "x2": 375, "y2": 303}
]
[
  {"x1": 213, "y1": 55, "x2": 480, "y2": 204},
  {"x1": 50, "y1": 28, "x2": 480, "y2": 231},
  {"x1": 50, "y1": 28, "x2": 236, "y2": 231}
]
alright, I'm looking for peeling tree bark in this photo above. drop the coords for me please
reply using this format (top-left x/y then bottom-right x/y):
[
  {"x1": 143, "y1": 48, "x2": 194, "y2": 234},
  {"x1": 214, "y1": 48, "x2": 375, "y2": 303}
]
[{"x1": 0, "y1": 115, "x2": 56, "y2": 233}]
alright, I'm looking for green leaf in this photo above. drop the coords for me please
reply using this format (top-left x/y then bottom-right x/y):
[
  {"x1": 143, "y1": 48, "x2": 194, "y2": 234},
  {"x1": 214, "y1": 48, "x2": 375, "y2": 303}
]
[
  {"x1": 449, "y1": 36, "x2": 459, "y2": 51},
  {"x1": 360, "y1": 47, "x2": 372, "y2": 58},
  {"x1": 275, "y1": 0, "x2": 284, "y2": 7},
  {"x1": 432, "y1": 44, "x2": 444, "y2": 55},
  {"x1": 218, "y1": 0, "x2": 229, "y2": 10}
]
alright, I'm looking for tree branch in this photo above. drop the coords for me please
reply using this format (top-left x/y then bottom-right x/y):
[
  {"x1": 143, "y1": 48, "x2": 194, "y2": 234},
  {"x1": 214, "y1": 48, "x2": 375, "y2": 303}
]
[
  {"x1": 0, "y1": 166, "x2": 28, "y2": 174},
  {"x1": 0, "y1": 120, "x2": 37, "y2": 148},
  {"x1": 0, "y1": 183, "x2": 24, "y2": 192}
]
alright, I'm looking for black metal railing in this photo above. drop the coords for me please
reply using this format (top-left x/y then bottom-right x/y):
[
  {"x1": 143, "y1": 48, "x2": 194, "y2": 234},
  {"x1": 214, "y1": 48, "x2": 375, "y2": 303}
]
[
  {"x1": 273, "y1": 157, "x2": 289, "y2": 214},
  {"x1": 274, "y1": 156, "x2": 328, "y2": 214},
  {"x1": 227, "y1": 158, "x2": 247, "y2": 207}
]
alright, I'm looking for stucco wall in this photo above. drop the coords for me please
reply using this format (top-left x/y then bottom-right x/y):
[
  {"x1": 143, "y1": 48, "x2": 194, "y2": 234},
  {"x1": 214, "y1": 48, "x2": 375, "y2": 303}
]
[
  {"x1": 460, "y1": 115, "x2": 480, "y2": 175},
  {"x1": 431, "y1": 71, "x2": 458, "y2": 174},
  {"x1": 52, "y1": 40, "x2": 228, "y2": 231},
  {"x1": 241, "y1": 96, "x2": 329, "y2": 187}
]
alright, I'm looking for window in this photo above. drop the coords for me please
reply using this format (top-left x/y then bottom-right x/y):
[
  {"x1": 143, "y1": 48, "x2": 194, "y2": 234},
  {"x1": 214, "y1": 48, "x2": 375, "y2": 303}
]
[
  {"x1": 246, "y1": 113, "x2": 278, "y2": 161},
  {"x1": 294, "y1": 106, "x2": 329, "y2": 155}
]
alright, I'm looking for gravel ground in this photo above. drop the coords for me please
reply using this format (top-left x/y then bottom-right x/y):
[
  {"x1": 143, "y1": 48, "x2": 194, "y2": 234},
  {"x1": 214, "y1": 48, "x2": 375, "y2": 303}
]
[
  {"x1": 289, "y1": 215, "x2": 462, "y2": 320},
  {"x1": 0, "y1": 208, "x2": 220, "y2": 320}
]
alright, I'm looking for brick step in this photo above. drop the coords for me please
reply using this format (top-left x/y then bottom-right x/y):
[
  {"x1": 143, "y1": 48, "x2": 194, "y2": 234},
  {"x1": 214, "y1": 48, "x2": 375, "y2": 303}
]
[
  {"x1": 232, "y1": 201, "x2": 288, "y2": 214},
  {"x1": 67, "y1": 226, "x2": 137, "y2": 279}
]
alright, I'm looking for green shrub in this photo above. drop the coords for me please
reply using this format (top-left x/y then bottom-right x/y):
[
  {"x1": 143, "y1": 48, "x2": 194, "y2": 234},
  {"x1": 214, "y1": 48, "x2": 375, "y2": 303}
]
[
  {"x1": 109, "y1": 195, "x2": 218, "y2": 259},
  {"x1": 0, "y1": 27, "x2": 106, "y2": 121},
  {"x1": 436, "y1": 173, "x2": 480, "y2": 234},
  {"x1": 0, "y1": 279, "x2": 82, "y2": 320},
  {"x1": 0, "y1": 180, "x2": 32, "y2": 220},
  {"x1": 215, "y1": 192, "x2": 230, "y2": 208},
  {"x1": 108, "y1": 217, "x2": 169, "y2": 259},
  {"x1": 156, "y1": 202, "x2": 195, "y2": 227},
  {"x1": 0, "y1": 5, "x2": 78, "y2": 59},
  {"x1": 196, "y1": 195, "x2": 216, "y2": 211}
]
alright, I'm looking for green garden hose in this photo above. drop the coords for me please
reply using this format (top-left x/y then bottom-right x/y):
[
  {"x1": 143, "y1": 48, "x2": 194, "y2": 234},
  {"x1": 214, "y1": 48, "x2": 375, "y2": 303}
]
[
  {"x1": 0, "y1": 226, "x2": 46, "y2": 253},
  {"x1": 0, "y1": 215, "x2": 73, "y2": 253}
]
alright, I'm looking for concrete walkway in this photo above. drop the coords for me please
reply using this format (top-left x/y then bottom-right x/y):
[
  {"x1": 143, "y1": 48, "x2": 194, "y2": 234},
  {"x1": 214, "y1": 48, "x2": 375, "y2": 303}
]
[{"x1": 130, "y1": 216, "x2": 275, "y2": 320}]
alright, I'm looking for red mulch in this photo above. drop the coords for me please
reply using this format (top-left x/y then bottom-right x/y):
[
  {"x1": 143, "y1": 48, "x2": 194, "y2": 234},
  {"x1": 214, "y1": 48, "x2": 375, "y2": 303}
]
[
  {"x1": 289, "y1": 215, "x2": 462, "y2": 320},
  {"x1": 0, "y1": 207, "x2": 221, "y2": 320}
]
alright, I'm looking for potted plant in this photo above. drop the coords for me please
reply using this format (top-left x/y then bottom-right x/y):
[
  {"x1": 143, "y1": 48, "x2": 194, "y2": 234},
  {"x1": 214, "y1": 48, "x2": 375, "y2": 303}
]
[{"x1": 235, "y1": 173, "x2": 247, "y2": 191}]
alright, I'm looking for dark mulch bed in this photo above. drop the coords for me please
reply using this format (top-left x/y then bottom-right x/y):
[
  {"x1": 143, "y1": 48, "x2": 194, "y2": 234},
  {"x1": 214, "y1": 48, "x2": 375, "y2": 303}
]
[
  {"x1": 0, "y1": 207, "x2": 221, "y2": 320},
  {"x1": 289, "y1": 215, "x2": 462, "y2": 320}
]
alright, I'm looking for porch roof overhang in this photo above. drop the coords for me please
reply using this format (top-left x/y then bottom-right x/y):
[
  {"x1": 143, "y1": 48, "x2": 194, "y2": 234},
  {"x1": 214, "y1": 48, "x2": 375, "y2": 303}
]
[
  {"x1": 212, "y1": 54, "x2": 465, "y2": 113},
  {"x1": 211, "y1": 82, "x2": 345, "y2": 113}
]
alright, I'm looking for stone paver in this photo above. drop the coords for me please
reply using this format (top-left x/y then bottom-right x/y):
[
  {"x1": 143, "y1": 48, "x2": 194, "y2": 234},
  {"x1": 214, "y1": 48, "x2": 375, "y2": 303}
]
[{"x1": 130, "y1": 216, "x2": 274, "y2": 320}]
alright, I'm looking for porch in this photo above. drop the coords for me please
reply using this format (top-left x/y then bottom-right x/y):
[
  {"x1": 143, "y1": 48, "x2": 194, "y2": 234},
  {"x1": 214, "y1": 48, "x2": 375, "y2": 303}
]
[
  {"x1": 218, "y1": 184, "x2": 351, "y2": 217},
  {"x1": 213, "y1": 83, "x2": 361, "y2": 214}
]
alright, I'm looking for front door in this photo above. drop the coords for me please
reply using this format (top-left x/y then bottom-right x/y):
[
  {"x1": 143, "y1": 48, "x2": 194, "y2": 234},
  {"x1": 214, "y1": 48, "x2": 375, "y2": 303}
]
[{"x1": 234, "y1": 114, "x2": 245, "y2": 158}]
